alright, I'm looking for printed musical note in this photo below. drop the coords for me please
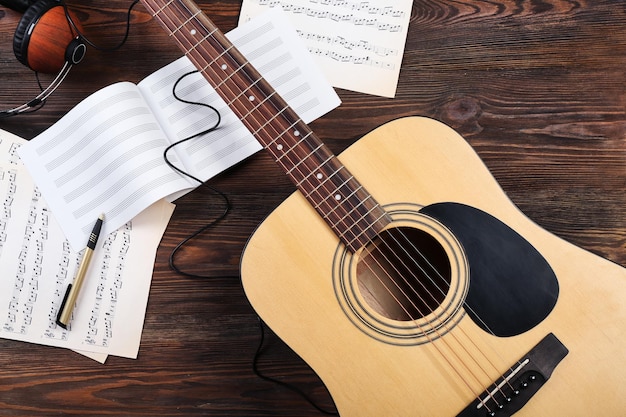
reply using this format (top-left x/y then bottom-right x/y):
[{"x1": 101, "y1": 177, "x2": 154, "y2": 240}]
[
  {"x1": 298, "y1": 30, "x2": 399, "y2": 56},
  {"x1": 7, "y1": 143, "x2": 21, "y2": 165},
  {"x1": 262, "y1": 2, "x2": 405, "y2": 32},
  {"x1": 0, "y1": 155, "x2": 173, "y2": 359},
  {"x1": 308, "y1": 46, "x2": 395, "y2": 69}
]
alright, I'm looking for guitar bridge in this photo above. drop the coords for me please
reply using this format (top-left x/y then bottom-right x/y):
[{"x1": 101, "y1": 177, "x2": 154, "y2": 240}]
[{"x1": 457, "y1": 333, "x2": 568, "y2": 417}]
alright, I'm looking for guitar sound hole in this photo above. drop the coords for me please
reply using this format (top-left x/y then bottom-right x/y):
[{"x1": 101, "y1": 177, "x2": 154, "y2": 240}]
[{"x1": 356, "y1": 227, "x2": 452, "y2": 321}]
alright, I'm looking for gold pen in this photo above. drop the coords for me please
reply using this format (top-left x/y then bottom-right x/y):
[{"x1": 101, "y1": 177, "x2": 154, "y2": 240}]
[{"x1": 56, "y1": 214, "x2": 104, "y2": 330}]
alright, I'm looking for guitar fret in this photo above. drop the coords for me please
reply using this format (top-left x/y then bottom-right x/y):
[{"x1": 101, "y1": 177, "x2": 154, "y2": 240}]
[
  {"x1": 234, "y1": 89, "x2": 279, "y2": 127},
  {"x1": 141, "y1": 0, "x2": 392, "y2": 252},
  {"x1": 327, "y1": 188, "x2": 367, "y2": 231},
  {"x1": 242, "y1": 92, "x2": 285, "y2": 134},
  {"x1": 345, "y1": 209, "x2": 388, "y2": 249},
  {"x1": 264, "y1": 123, "x2": 316, "y2": 168},
  {"x1": 275, "y1": 131, "x2": 311, "y2": 163},
  {"x1": 226, "y1": 77, "x2": 263, "y2": 107},
  {"x1": 286, "y1": 144, "x2": 324, "y2": 176},
  {"x1": 188, "y1": 29, "x2": 218, "y2": 53},
  {"x1": 327, "y1": 183, "x2": 364, "y2": 217},
  {"x1": 149, "y1": 0, "x2": 175, "y2": 16},
  {"x1": 340, "y1": 201, "x2": 385, "y2": 240},
  {"x1": 169, "y1": 10, "x2": 202, "y2": 36},
  {"x1": 207, "y1": 57, "x2": 249, "y2": 92},
  {"x1": 196, "y1": 42, "x2": 232, "y2": 70},
  {"x1": 302, "y1": 161, "x2": 343, "y2": 200},
  {"x1": 283, "y1": 137, "x2": 338, "y2": 192},
  {"x1": 312, "y1": 174, "x2": 354, "y2": 210},
  {"x1": 252, "y1": 108, "x2": 290, "y2": 150},
  {"x1": 324, "y1": 183, "x2": 365, "y2": 223},
  {"x1": 333, "y1": 195, "x2": 370, "y2": 226},
  {"x1": 341, "y1": 214, "x2": 378, "y2": 245},
  {"x1": 266, "y1": 120, "x2": 301, "y2": 150},
  {"x1": 296, "y1": 154, "x2": 334, "y2": 187},
  {"x1": 319, "y1": 178, "x2": 387, "y2": 243},
  {"x1": 211, "y1": 66, "x2": 287, "y2": 142}
]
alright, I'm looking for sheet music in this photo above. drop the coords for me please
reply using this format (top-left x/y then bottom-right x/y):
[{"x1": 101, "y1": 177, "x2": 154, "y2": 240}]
[
  {"x1": 0, "y1": 130, "x2": 174, "y2": 360},
  {"x1": 239, "y1": 0, "x2": 414, "y2": 98}
]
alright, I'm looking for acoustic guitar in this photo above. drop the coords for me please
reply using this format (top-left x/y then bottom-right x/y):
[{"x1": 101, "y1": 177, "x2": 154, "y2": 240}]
[{"x1": 141, "y1": 0, "x2": 626, "y2": 415}]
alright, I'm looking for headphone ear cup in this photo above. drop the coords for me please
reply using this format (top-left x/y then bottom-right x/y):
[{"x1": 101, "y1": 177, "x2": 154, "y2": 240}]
[{"x1": 13, "y1": 0, "x2": 84, "y2": 74}]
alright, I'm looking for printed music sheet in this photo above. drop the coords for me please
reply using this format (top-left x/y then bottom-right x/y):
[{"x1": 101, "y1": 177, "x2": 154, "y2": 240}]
[
  {"x1": 239, "y1": 0, "x2": 414, "y2": 98},
  {"x1": 0, "y1": 130, "x2": 174, "y2": 362}
]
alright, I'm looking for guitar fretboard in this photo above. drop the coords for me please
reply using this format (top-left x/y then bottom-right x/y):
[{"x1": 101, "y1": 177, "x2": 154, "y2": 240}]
[{"x1": 141, "y1": 0, "x2": 391, "y2": 251}]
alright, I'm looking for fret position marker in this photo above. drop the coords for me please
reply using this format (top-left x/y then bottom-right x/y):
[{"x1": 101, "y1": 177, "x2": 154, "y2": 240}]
[
  {"x1": 221, "y1": 64, "x2": 227, "y2": 70},
  {"x1": 316, "y1": 173, "x2": 323, "y2": 179},
  {"x1": 190, "y1": 29, "x2": 197, "y2": 35},
  {"x1": 249, "y1": 95, "x2": 255, "y2": 101},
  {"x1": 294, "y1": 130, "x2": 300, "y2": 136},
  {"x1": 335, "y1": 194, "x2": 342, "y2": 200},
  {"x1": 277, "y1": 144, "x2": 284, "y2": 151}
]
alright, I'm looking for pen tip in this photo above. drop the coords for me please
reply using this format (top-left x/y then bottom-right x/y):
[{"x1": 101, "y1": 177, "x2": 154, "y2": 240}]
[{"x1": 99, "y1": 213, "x2": 105, "y2": 220}]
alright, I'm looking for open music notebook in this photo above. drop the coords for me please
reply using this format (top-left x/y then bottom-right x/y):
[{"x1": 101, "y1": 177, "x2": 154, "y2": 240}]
[{"x1": 19, "y1": 9, "x2": 340, "y2": 250}]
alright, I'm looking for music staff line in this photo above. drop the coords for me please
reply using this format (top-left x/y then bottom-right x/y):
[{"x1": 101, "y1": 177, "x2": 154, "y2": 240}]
[
  {"x1": 308, "y1": 46, "x2": 396, "y2": 70},
  {"x1": 256, "y1": 1, "x2": 404, "y2": 33},
  {"x1": 85, "y1": 224, "x2": 130, "y2": 347},
  {"x1": 3, "y1": 171, "x2": 48, "y2": 335},
  {"x1": 297, "y1": 29, "x2": 399, "y2": 57},
  {"x1": 0, "y1": 163, "x2": 135, "y2": 351}
]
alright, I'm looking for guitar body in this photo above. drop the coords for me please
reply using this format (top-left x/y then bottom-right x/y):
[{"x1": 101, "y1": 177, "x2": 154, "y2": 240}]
[{"x1": 240, "y1": 116, "x2": 626, "y2": 416}]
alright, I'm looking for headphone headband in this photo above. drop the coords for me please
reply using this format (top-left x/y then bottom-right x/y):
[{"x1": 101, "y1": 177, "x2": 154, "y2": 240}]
[{"x1": 0, "y1": 0, "x2": 40, "y2": 13}]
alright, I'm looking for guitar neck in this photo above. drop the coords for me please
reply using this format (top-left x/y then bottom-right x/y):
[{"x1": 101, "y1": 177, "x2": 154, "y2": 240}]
[{"x1": 140, "y1": 0, "x2": 390, "y2": 251}]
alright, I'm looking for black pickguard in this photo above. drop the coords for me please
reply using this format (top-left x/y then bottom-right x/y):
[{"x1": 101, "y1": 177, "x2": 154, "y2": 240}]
[{"x1": 420, "y1": 202, "x2": 559, "y2": 337}]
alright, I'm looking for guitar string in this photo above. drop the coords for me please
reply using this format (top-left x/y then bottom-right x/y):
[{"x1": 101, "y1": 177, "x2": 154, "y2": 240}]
[
  {"x1": 149, "y1": 1, "x2": 513, "y2": 411},
  {"x1": 196, "y1": 6, "x2": 516, "y2": 416},
  {"x1": 358, "y1": 230, "x2": 514, "y2": 397},
  {"x1": 147, "y1": 0, "x2": 519, "y2": 412},
  {"x1": 342, "y1": 215, "x2": 519, "y2": 410},
  {"x1": 358, "y1": 230, "x2": 517, "y2": 409},
  {"x1": 355, "y1": 241, "x2": 497, "y2": 407},
  {"x1": 175, "y1": 22, "x2": 384, "y2": 250},
  {"x1": 147, "y1": 0, "x2": 512, "y2": 410},
  {"x1": 197, "y1": 48, "x2": 504, "y2": 417},
  {"x1": 192, "y1": 27, "x2": 520, "y2": 414},
  {"x1": 193, "y1": 39, "x2": 387, "y2": 251}
]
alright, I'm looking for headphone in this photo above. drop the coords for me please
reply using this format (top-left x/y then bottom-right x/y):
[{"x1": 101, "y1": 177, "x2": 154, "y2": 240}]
[{"x1": 0, "y1": 0, "x2": 87, "y2": 117}]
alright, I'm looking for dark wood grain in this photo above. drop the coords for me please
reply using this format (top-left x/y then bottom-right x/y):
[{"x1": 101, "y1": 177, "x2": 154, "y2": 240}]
[{"x1": 0, "y1": 0, "x2": 624, "y2": 415}]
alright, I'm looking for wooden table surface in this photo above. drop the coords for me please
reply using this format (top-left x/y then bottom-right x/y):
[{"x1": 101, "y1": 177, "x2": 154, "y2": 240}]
[{"x1": 0, "y1": 1, "x2": 624, "y2": 415}]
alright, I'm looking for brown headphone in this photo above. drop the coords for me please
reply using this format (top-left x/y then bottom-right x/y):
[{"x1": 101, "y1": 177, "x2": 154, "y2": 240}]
[
  {"x1": 10, "y1": 0, "x2": 86, "y2": 73},
  {"x1": 0, "y1": 0, "x2": 86, "y2": 116},
  {"x1": 1, "y1": 0, "x2": 140, "y2": 118}
]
